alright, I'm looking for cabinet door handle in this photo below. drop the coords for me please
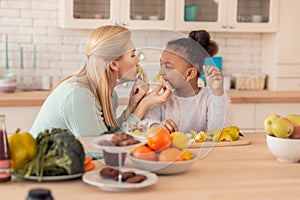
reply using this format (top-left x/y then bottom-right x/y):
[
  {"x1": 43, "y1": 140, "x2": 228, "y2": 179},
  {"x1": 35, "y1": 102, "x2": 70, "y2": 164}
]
[
  {"x1": 229, "y1": 25, "x2": 234, "y2": 29},
  {"x1": 115, "y1": 21, "x2": 120, "y2": 25},
  {"x1": 122, "y1": 21, "x2": 128, "y2": 26},
  {"x1": 222, "y1": 25, "x2": 227, "y2": 28}
]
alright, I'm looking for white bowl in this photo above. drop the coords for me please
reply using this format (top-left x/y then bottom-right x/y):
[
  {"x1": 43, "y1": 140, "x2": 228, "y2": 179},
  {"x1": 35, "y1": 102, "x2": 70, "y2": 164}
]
[
  {"x1": 266, "y1": 134, "x2": 300, "y2": 163},
  {"x1": 128, "y1": 153, "x2": 197, "y2": 175}
]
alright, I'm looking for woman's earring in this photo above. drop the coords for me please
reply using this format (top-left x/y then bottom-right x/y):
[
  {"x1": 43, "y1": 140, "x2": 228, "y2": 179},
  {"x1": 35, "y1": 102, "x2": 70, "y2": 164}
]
[{"x1": 116, "y1": 79, "x2": 120, "y2": 84}]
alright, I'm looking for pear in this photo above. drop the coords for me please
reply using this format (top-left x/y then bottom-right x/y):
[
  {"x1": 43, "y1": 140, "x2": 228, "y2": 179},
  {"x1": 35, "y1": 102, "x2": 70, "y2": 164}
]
[
  {"x1": 264, "y1": 114, "x2": 280, "y2": 135},
  {"x1": 272, "y1": 117, "x2": 294, "y2": 138},
  {"x1": 286, "y1": 114, "x2": 300, "y2": 126}
]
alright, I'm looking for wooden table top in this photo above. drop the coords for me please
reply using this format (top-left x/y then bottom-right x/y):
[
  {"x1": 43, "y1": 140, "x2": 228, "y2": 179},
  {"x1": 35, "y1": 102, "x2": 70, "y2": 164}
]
[
  {"x1": 1, "y1": 90, "x2": 300, "y2": 107},
  {"x1": 1, "y1": 133, "x2": 300, "y2": 200}
]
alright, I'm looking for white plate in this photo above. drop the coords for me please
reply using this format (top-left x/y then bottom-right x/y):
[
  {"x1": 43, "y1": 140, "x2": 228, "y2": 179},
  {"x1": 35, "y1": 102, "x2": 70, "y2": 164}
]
[
  {"x1": 92, "y1": 134, "x2": 144, "y2": 153},
  {"x1": 23, "y1": 173, "x2": 83, "y2": 182},
  {"x1": 82, "y1": 168, "x2": 158, "y2": 192}
]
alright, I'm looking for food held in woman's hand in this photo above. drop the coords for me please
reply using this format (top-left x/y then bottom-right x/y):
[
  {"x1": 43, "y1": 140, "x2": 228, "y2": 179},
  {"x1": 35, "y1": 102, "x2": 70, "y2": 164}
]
[
  {"x1": 153, "y1": 74, "x2": 165, "y2": 83},
  {"x1": 137, "y1": 64, "x2": 143, "y2": 75},
  {"x1": 136, "y1": 64, "x2": 144, "y2": 80}
]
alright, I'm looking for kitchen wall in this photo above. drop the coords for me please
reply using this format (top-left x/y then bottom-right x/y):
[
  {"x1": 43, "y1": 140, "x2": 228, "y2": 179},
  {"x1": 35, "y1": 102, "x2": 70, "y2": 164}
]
[{"x1": 0, "y1": 0, "x2": 262, "y2": 88}]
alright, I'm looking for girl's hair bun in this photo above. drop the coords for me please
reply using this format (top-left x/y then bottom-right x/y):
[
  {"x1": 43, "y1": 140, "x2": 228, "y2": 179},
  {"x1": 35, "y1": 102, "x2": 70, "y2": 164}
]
[{"x1": 189, "y1": 30, "x2": 218, "y2": 57}]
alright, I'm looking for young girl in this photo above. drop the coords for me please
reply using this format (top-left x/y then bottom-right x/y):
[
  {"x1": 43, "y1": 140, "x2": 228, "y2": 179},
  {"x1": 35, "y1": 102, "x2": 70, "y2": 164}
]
[
  {"x1": 30, "y1": 25, "x2": 172, "y2": 137},
  {"x1": 143, "y1": 30, "x2": 233, "y2": 133}
]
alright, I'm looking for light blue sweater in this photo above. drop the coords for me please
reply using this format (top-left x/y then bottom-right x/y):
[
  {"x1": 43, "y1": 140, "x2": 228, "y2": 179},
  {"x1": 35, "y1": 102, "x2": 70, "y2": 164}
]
[{"x1": 30, "y1": 77, "x2": 139, "y2": 137}]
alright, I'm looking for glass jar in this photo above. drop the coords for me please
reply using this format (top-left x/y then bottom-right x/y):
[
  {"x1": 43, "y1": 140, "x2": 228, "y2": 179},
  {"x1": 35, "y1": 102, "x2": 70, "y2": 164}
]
[{"x1": 0, "y1": 114, "x2": 11, "y2": 182}]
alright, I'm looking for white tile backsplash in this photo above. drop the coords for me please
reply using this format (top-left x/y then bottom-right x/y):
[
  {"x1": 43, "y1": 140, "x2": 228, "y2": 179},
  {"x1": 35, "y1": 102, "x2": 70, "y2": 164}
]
[{"x1": 0, "y1": 0, "x2": 263, "y2": 88}]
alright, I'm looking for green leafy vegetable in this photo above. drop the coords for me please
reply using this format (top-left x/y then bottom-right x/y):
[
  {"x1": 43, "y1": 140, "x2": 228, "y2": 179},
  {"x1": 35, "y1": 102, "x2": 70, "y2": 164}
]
[{"x1": 21, "y1": 128, "x2": 85, "y2": 181}]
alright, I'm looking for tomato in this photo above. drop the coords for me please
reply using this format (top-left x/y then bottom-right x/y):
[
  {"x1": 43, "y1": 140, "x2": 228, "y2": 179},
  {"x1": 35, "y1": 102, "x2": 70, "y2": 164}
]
[
  {"x1": 131, "y1": 145, "x2": 158, "y2": 161},
  {"x1": 146, "y1": 126, "x2": 172, "y2": 151}
]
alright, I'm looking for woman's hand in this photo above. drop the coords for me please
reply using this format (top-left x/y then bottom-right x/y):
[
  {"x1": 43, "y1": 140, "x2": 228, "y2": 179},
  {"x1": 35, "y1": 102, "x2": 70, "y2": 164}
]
[
  {"x1": 203, "y1": 65, "x2": 224, "y2": 96},
  {"x1": 143, "y1": 84, "x2": 173, "y2": 107},
  {"x1": 133, "y1": 84, "x2": 172, "y2": 119},
  {"x1": 128, "y1": 79, "x2": 149, "y2": 113}
]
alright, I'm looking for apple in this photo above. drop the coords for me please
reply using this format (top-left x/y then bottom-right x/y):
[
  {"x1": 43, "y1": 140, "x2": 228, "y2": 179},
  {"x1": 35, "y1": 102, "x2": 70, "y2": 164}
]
[
  {"x1": 264, "y1": 114, "x2": 280, "y2": 135},
  {"x1": 291, "y1": 126, "x2": 300, "y2": 139},
  {"x1": 286, "y1": 114, "x2": 300, "y2": 126},
  {"x1": 272, "y1": 117, "x2": 294, "y2": 138}
]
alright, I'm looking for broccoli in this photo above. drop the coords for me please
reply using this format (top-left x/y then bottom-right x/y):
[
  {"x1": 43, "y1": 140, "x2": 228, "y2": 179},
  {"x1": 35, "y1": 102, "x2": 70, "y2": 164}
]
[{"x1": 23, "y1": 128, "x2": 85, "y2": 181}]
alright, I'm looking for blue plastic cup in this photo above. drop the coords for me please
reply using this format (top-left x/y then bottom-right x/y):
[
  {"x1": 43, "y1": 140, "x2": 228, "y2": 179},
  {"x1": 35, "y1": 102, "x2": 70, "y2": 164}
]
[{"x1": 184, "y1": 4, "x2": 197, "y2": 21}]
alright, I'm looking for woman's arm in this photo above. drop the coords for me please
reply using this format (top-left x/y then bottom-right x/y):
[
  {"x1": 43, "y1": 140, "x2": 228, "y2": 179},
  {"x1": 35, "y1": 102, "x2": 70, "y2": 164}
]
[{"x1": 61, "y1": 87, "x2": 108, "y2": 136}]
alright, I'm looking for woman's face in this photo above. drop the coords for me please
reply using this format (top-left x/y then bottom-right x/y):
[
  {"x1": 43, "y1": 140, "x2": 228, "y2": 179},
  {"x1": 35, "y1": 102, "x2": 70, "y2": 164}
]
[
  {"x1": 116, "y1": 50, "x2": 139, "y2": 83},
  {"x1": 159, "y1": 50, "x2": 191, "y2": 90}
]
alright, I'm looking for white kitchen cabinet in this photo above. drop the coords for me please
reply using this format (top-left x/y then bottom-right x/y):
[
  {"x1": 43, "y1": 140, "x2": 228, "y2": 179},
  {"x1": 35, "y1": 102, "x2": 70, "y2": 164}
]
[
  {"x1": 175, "y1": 0, "x2": 279, "y2": 32},
  {"x1": 262, "y1": 0, "x2": 300, "y2": 91},
  {"x1": 1, "y1": 107, "x2": 40, "y2": 134},
  {"x1": 232, "y1": 104, "x2": 255, "y2": 132},
  {"x1": 59, "y1": 0, "x2": 174, "y2": 30}
]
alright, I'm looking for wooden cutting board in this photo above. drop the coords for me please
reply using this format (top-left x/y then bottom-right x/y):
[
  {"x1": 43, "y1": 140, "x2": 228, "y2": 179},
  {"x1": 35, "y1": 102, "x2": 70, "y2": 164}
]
[{"x1": 188, "y1": 137, "x2": 251, "y2": 148}]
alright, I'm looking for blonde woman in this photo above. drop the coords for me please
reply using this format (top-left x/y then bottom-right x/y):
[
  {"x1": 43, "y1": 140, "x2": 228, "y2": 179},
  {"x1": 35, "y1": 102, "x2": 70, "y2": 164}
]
[{"x1": 30, "y1": 25, "x2": 172, "y2": 137}]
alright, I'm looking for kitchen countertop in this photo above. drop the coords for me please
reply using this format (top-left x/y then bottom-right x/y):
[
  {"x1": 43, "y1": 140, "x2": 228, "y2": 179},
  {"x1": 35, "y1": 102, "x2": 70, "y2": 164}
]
[
  {"x1": 1, "y1": 133, "x2": 300, "y2": 199},
  {"x1": 1, "y1": 90, "x2": 300, "y2": 107}
]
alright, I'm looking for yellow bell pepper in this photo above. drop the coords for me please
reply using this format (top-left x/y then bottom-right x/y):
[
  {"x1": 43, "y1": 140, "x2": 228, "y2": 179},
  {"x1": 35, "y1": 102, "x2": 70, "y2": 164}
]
[
  {"x1": 8, "y1": 129, "x2": 38, "y2": 170},
  {"x1": 222, "y1": 126, "x2": 240, "y2": 141},
  {"x1": 218, "y1": 129, "x2": 233, "y2": 142}
]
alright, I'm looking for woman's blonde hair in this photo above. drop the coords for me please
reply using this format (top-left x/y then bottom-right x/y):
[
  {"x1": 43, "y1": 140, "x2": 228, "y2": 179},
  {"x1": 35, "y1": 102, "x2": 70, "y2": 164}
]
[{"x1": 56, "y1": 25, "x2": 132, "y2": 129}]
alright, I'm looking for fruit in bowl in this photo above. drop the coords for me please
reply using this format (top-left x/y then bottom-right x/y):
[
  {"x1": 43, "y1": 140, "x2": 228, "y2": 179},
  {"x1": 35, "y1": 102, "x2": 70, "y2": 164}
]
[
  {"x1": 264, "y1": 114, "x2": 295, "y2": 138},
  {"x1": 264, "y1": 114, "x2": 300, "y2": 162},
  {"x1": 129, "y1": 126, "x2": 196, "y2": 174},
  {"x1": 266, "y1": 134, "x2": 300, "y2": 162}
]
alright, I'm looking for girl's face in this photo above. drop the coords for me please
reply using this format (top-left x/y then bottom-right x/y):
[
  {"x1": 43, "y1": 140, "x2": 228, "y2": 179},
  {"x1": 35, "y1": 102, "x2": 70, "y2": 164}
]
[
  {"x1": 159, "y1": 50, "x2": 192, "y2": 90},
  {"x1": 116, "y1": 50, "x2": 139, "y2": 83}
]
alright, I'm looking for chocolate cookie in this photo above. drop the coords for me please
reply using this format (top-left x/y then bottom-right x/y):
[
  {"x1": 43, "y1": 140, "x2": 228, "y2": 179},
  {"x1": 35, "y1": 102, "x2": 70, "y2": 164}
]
[
  {"x1": 118, "y1": 138, "x2": 140, "y2": 146},
  {"x1": 125, "y1": 174, "x2": 147, "y2": 183},
  {"x1": 100, "y1": 167, "x2": 119, "y2": 178},
  {"x1": 113, "y1": 171, "x2": 136, "y2": 182}
]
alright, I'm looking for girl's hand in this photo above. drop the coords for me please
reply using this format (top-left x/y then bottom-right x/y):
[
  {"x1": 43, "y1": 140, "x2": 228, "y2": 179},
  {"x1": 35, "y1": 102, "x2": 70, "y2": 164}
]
[{"x1": 203, "y1": 65, "x2": 224, "y2": 96}]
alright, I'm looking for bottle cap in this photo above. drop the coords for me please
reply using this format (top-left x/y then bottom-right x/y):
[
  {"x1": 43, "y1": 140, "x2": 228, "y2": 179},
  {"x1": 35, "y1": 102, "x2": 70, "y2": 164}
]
[{"x1": 27, "y1": 188, "x2": 53, "y2": 200}]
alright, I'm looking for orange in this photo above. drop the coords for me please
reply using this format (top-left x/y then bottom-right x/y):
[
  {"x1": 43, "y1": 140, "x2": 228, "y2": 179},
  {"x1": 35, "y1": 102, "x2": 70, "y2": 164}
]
[
  {"x1": 146, "y1": 126, "x2": 172, "y2": 151},
  {"x1": 131, "y1": 145, "x2": 158, "y2": 161},
  {"x1": 158, "y1": 147, "x2": 184, "y2": 162}
]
